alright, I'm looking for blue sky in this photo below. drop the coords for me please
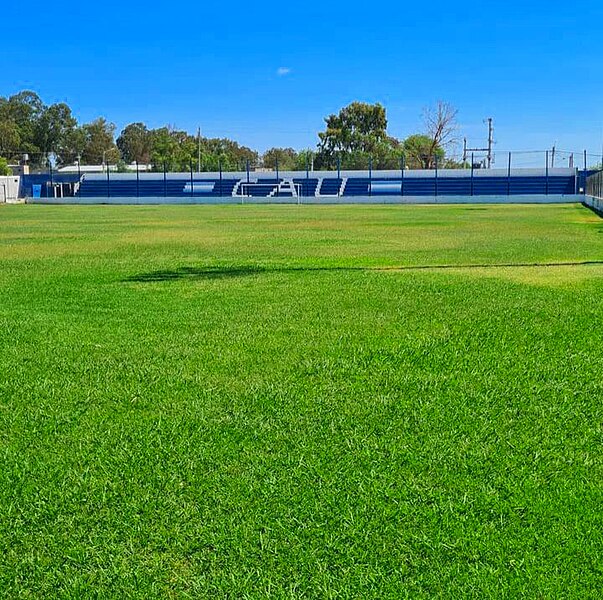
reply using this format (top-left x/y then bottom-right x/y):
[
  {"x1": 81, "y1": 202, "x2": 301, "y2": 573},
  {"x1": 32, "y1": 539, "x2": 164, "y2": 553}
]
[{"x1": 3, "y1": 0, "x2": 603, "y2": 162}]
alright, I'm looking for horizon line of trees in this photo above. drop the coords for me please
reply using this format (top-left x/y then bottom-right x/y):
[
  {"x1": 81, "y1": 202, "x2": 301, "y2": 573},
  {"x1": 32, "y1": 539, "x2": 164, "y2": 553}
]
[{"x1": 0, "y1": 90, "x2": 463, "y2": 174}]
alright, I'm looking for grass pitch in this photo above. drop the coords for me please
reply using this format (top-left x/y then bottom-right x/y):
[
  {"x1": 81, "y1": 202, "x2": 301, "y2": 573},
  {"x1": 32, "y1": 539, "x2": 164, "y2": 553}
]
[{"x1": 1, "y1": 203, "x2": 603, "y2": 598}]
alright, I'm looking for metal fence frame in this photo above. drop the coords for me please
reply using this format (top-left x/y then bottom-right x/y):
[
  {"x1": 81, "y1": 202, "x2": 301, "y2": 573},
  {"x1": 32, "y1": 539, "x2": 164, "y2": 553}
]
[{"x1": 586, "y1": 170, "x2": 603, "y2": 199}]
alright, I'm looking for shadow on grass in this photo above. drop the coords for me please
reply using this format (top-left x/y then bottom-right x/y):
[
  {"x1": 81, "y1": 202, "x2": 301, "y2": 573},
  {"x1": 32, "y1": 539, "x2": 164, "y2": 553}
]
[
  {"x1": 124, "y1": 260, "x2": 603, "y2": 283},
  {"x1": 124, "y1": 265, "x2": 364, "y2": 282},
  {"x1": 126, "y1": 266, "x2": 265, "y2": 282}
]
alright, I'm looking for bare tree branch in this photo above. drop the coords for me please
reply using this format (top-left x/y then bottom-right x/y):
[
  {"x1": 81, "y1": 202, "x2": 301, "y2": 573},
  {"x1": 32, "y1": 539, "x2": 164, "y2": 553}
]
[{"x1": 422, "y1": 101, "x2": 458, "y2": 168}]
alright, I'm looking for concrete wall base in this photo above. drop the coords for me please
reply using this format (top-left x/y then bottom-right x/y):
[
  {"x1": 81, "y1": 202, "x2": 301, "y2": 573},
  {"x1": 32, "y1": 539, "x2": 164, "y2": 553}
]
[{"x1": 26, "y1": 194, "x2": 585, "y2": 206}]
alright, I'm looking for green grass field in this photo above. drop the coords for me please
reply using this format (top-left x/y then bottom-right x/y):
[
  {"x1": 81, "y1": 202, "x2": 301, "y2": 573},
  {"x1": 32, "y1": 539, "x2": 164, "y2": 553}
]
[{"x1": 1, "y1": 203, "x2": 603, "y2": 598}]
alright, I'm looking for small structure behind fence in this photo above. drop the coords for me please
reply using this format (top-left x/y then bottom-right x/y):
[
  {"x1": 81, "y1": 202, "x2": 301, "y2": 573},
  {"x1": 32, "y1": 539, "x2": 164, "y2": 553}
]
[{"x1": 0, "y1": 176, "x2": 21, "y2": 202}]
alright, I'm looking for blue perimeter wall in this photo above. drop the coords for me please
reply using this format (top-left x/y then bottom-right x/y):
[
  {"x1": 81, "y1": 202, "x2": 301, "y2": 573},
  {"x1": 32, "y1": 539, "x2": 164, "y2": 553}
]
[{"x1": 21, "y1": 167, "x2": 587, "y2": 201}]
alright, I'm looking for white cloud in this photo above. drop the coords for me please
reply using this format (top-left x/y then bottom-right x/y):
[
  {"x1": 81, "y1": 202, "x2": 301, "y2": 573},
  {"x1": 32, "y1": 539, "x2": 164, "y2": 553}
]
[{"x1": 277, "y1": 67, "x2": 291, "y2": 76}]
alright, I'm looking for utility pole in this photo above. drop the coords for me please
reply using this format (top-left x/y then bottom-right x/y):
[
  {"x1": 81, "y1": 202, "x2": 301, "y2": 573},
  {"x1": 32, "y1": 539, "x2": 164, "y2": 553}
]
[
  {"x1": 551, "y1": 144, "x2": 556, "y2": 168},
  {"x1": 486, "y1": 118, "x2": 494, "y2": 169},
  {"x1": 463, "y1": 118, "x2": 494, "y2": 169}
]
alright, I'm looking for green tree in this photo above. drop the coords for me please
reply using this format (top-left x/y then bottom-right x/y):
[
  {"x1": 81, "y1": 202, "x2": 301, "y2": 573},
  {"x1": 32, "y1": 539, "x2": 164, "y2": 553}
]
[
  {"x1": 0, "y1": 91, "x2": 45, "y2": 165},
  {"x1": 117, "y1": 122, "x2": 153, "y2": 164},
  {"x1": 1, "y1": 91, "x2": 44, "y2": 140},
  {"x1": 35, "y1": 103, "x2": 77, "y2": 163},
  {"x1": 317, "y1": 102, "x2": 389, "y2": 168},
  {"x1": 315, "y1": 102, "x2": 405, "y2": 169},
  {"x1": 0, "y1": 157, "x2": 11, "y2": 176},
  {"x1": 263, "y1": 147, "x2": 298, "y2": 170},
  {"x1": 56, "y1": 127, "x2": 87, "y2": 166},
  {"x1": 0, "y1": 121, "x2": 21, "y2": 158},
  {"x1": 403, "y1": 134, "x2": 445, "y2": 169},
  {"x1": 149, "y1": 128, "x2": 258, "y2": 172},
  {"x1": 293, "y1": 149, "x2": 314, "y2": 171},
  {"x1": 149, "y1": 127, "x2": 180, "y2": 171},
  {"x1": 80, "y1": 118, "x2": 120, "y2": 165}
]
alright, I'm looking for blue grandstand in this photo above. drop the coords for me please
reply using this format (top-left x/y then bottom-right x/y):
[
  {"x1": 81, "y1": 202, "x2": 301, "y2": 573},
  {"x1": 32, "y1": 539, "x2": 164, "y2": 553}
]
[{"x1": 21, "y1": 167, "x2": 581, "y2": 201}]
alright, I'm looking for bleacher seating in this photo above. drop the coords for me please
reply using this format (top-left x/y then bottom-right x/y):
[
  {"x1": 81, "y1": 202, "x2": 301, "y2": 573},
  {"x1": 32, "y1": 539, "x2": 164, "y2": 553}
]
[
  {"x1": 319, "y1": 178, "x2": 342, "y2": 195},
  {"x1": 293, "y1": 178, "x2": 319, "y2": 196},
  {"x1": 26, "y1": 171, "x2": 580, "y2": 199},
  {"x1": 77, "y1": 177, "x2": 239, "y2": 198}
]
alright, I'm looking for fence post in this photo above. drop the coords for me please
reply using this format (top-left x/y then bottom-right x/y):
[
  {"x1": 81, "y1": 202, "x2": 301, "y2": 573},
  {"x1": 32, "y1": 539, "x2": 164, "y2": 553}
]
[
  {"x1": 219, "y1": 159, "x2": 223, "y2": 197},
  {"x1": 507, "y1": 152, "x2": 511, "y2": 196},
  {"x1": 545, "y1": 150, "x2": 549, "y2": 195},
  {"x1": 136, "y1": 160, "x2": 139, "y2": 198},
  {"x1": 337, "y1": 155, "x2": 341, "y2": 196},
  {"x1": 190, "y1": 160, "x2": 194, "y2": 198},
  {"x1": 306, "y1": 154, "x2": 309, "y2": 198},
  {"x1": 400, "y1": 155, "x2": 405, "y2": 197},
  {"x1": 470, "y1": 153, "x2": 474, "y2": 196},
  {"x1": 163, "y1": 162, "x2": 167, "y2": 197},
  {"x1": 48, "y1": 161, "x2": 54, "y2": 198},
  {"x1": 77, "y1": 158, "x2": 81, "y2": 197},
  {"x1": 368, "y1": 157, "x2": 372, "y2": 197},
  {"x1": 275, "y1": 158, "x2": 279, "y2": 198},
  {"x1": 106, "y1": 163, "x2": 110, "y2": 198},
  {"x1": 434, "y1": 154, "x2": 438, "y2": 198}
]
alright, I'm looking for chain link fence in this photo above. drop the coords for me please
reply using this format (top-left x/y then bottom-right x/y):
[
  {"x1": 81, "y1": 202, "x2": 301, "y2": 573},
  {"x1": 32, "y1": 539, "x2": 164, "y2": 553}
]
[{"x1": 586, "y1": 170, "x2": 603, "y2": 199}]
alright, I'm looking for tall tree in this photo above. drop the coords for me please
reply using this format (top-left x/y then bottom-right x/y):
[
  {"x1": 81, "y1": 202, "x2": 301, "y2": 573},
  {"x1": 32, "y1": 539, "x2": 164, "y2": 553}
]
[
  {"x1": 0, "y1": 121, "x2": 21, "y2": 158},
  {"x1": 1, "y1": 91, "x2": 44, "y2": 138},
  {"x1": 35, "y1": 103, "x2": 77, "y2": 160},
  {"x1": 422, "y1": 101, "x2": 458, "y2": 168},
  {"x1": 80, "y1": 118, "x2": 120, "y2": 165},
  {"x1": 149, "y1": 127, "x2": 181, "y2": 171},
  {"x1": 263, "y1": 147, "x2": 298, "y2": 170},
  {"x1": 0, "y1": 91, "x2": 46, "y2": 164},
  {"x1": 117, "y1": 122, "x2": 153, "y2": 164},
  {"x1": 58, "y1": 126, "x2": 88, "y2": 165},
  {"x1": 317, "y1": 102, "x2": 389, "y2": 167}
]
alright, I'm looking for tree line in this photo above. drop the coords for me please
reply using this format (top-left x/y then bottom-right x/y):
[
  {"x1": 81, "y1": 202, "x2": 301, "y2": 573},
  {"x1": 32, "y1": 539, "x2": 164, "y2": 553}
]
[{"x1": 0, "y1": 90, "x2": 461, "y2": 173}]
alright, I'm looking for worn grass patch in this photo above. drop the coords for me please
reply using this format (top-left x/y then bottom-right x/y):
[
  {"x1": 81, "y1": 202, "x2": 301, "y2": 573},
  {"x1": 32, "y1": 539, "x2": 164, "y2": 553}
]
[{"x1": 1, "y1": 203, "x2": 603, "y2": 598}]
